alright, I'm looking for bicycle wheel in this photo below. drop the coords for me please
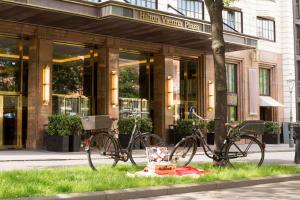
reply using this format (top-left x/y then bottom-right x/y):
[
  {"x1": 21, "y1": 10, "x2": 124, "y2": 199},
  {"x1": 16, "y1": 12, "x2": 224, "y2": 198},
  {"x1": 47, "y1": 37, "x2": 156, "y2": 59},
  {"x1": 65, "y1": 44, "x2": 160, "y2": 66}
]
[
  {"x1": 225, "y1": 135, "x2": 265, "y2": 168},
  {"x1": 87, "y1": 132, "x2": 119, "y2": 170},
  {"x1": 169, "y1": 136, "x2": 197, "y2": 167},
  {"x1": 129, "y1": 133, "x2": 164, "y2": 166}
]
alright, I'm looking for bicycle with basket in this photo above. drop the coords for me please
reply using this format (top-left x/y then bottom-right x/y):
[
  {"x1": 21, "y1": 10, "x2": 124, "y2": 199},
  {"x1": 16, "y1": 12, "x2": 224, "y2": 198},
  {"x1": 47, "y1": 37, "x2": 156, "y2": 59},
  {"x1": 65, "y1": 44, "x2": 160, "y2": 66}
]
[{"x1": 81, "y1": 111, "x2": 164, "y2": 170}]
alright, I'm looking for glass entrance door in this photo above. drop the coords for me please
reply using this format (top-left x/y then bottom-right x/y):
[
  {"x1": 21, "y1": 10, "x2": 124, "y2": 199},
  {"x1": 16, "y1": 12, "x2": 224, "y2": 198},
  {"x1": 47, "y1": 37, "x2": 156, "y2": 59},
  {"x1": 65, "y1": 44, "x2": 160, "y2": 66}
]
[{"x1": 0, "y1": 95, "x2": 22, "y2": 148}]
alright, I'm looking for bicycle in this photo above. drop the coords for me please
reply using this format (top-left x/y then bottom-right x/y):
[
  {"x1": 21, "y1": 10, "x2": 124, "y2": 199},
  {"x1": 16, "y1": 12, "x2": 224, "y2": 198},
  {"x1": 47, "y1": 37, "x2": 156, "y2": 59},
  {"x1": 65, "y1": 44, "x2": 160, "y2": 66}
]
[
  {"x1": 81, "y1": 111, "x2": 163, "y2": 170},
  {"x1": 169, "y1": 107, "x2": 265, "y2": 168}
]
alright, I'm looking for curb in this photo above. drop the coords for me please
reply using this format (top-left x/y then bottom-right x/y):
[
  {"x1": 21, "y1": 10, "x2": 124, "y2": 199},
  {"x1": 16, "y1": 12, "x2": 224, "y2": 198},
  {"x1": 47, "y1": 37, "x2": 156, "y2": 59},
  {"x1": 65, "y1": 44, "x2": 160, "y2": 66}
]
[{"x1": 28, "y1": 174, "x2": 300, "y2": 200}]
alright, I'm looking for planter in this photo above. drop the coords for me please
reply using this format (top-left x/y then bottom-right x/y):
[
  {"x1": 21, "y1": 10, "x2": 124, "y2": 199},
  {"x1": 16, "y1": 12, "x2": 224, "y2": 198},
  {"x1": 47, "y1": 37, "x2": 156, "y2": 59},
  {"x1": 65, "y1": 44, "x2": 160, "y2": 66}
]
[
  {"x1": 168, "y1": 129, "x2": 186, "y2": 145},
  {"x1": 45, "y1": 135, "x2": 69, "y2": 152},
  {"x1": 119, "y1": 134, "x2": 131, "y2": 149},
  {"x1": 262, "y1": 134, "x2": 280, "y2": 144},
  {"x1": 69, "y1": 135, "x2": 81, "y2": 152},
  {"x1": 207, "y1": 132, "x2": 215, "y2": 145}
]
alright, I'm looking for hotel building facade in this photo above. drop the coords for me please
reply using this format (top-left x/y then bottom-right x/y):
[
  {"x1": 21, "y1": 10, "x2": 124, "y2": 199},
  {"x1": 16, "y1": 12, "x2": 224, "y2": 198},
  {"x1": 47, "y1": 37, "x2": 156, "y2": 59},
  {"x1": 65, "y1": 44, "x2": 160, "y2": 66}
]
[{"x1": 0, "y1": 0, "x2": 293, "y2": 149}]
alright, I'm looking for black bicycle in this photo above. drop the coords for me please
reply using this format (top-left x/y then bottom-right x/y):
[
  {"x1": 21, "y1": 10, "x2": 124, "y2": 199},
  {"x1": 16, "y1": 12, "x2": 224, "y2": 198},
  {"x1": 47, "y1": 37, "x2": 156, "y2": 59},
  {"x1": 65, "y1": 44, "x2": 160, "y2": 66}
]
[
  {"x1": 169, "y1": 107, "x2": 265, "y2": 168},
  {"x1": 81, "y1": 111, "x2": 163, "y2": 170}
]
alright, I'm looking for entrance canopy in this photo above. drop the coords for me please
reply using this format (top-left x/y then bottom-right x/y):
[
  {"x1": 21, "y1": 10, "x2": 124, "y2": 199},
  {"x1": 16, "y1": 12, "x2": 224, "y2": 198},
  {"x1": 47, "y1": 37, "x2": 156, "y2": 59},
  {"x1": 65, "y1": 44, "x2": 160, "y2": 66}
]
[
  {"x1": 259, "y1": 96, "x2": 284, "y2": 107},
  {"x1": 0, "y1": 0, "x2": 257, "y2": 52}
]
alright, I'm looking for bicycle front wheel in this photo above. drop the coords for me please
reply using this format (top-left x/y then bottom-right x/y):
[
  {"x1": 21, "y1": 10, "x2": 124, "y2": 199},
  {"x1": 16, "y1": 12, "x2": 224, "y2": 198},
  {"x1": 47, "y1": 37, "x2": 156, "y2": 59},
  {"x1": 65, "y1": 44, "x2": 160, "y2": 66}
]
[
  {"x1": 169, "y1": 136, "x2": 197, "y2": 167},
  {"x1": 225, "y1": 135, "x2": 264, "y2": 168},
  {"x1": 87, "y1": 132, "x2": 119, "y2": 170},
  {"x1": 129, "y1": 133, "x2": 163, "y2": 166}
]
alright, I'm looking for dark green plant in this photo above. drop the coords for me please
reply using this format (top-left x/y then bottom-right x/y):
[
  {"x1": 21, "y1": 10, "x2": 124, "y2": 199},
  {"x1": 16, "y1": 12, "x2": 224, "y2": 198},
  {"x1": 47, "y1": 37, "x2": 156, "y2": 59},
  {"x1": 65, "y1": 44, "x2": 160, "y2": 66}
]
[
  {"x1": 176, "y1": 119, "x2": 205, "y2": 136},
  {"x1": 139, "y1": 117, "x2": 153, "y2": 133},
  {"x1": 118, "y1": 117, "x2": 136, "y2": 135},
  {"x1": 47, "y1": 114, "x2": 82, "y2": 136},
  {"x1": 206, "y1": 120, "x2": 215, "y2": 133},
  {"x1": 118, "y1": 117, "x2": 153, "y2": 135},
  {"x1": 264, "y1": 121, "x2": 281, "y2": 134}
]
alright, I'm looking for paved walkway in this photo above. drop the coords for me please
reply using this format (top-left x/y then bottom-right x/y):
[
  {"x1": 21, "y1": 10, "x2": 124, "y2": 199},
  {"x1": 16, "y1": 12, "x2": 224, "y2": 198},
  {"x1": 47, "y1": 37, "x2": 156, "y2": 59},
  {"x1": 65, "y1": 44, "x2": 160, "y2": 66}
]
[
  {"x1": 131, "y1": 180, "x2": 300, "y2": 200},
  {"x1": 0, "y1": 144, "x2": 297, "y2": 171}
]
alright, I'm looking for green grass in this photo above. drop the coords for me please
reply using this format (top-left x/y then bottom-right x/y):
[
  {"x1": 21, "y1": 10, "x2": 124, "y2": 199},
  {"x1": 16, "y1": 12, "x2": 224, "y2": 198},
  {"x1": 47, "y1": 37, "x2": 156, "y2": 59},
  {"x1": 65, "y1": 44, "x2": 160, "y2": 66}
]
[{"x1": 0, "y1": 163, "x2": 300, "y2": 199}]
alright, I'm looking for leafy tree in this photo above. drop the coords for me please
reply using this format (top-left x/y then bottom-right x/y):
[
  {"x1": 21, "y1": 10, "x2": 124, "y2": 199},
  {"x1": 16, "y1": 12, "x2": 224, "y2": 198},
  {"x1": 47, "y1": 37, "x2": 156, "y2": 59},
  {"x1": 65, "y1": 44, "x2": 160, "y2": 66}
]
[
  {"x1": 119, "y1": 67, "x2": 140, "y2": 98},
  {"x1": 204, "y1": 0, "x2": 237, "y2": 165}
]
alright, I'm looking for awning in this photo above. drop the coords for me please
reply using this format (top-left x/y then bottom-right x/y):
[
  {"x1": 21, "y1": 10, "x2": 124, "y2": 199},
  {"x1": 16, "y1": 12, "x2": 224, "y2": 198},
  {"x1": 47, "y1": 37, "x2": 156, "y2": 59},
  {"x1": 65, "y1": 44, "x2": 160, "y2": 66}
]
[
  {"x1": 259, "y1": 96, "x2": 284, "y2": 107},
  {"x1": 0, "y1": 0, "x2": 258, "y2": 52}
]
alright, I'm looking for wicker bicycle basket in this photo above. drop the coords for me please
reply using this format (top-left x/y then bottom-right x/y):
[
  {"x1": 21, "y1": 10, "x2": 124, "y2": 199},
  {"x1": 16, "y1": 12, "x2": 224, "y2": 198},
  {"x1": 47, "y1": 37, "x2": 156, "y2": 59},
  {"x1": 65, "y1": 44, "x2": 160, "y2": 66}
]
[
  {"x1": 80, "y1": 115, "x2": 113, "y2": 131},
  {"x1": 238, "y1": 120, "x2": 265, "y2": 135}
]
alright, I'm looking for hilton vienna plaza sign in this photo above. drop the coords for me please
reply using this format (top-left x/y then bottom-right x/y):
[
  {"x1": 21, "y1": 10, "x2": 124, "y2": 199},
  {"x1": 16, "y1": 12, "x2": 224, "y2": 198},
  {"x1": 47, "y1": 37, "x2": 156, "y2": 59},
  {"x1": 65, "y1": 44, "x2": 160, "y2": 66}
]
[{"x1": 137, "y1": 11, "x2": 208, "y2": 33}]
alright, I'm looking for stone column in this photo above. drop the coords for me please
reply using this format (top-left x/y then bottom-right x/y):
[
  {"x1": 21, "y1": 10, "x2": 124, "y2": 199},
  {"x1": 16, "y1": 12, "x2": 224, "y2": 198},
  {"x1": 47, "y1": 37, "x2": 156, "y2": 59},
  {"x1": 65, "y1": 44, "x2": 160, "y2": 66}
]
[
  {"x1": 27, "y1": 37, "x2": 53, "y2": 149},
  {"x1": 153, "y1": 47, "x2": 175, "y2": 142},
  {"x1": 96, "y1": 38, "x2": 119, "y2": 118}
]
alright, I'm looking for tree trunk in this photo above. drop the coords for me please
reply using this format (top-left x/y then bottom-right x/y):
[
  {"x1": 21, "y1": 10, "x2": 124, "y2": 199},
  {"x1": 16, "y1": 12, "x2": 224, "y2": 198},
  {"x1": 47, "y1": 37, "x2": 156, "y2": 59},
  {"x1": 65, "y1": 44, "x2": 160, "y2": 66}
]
[{"x1": 204, "y1": 0, "x2": 227, "y2": 164}]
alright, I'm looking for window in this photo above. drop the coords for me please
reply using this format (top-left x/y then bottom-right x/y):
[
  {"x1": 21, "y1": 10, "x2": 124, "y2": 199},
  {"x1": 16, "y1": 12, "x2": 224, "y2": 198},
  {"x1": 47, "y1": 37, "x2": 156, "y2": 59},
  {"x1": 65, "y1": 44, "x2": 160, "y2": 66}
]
[
  {"x1": 259, "y1": 68, "x2": 271, "y2": 96},
  {"x1": 226, "y1": 63, "x2": 238, "y2": 121},
  {"x1": 296, "y1": 0, "x2": 300, "y2": 19},
  {"x1": 173, "y1": 59, "x2": 198, "y2": 120},
  {"x1": 228, "y1": 106, "x2": 237, "y2": 122},
  {"x1": 178, "y1": 0, "x2": 204, "y2": 20},
  {"x1": 118, "y1": 51, "x2": 153, "y2": 118},
  {"x1": 52, "y1": 43, "x2": 93, "y2": 116},
  {"x1": 257, "y1": 17, "x2": 275, "y2": 41},
  {"x1": 129, "y1": 0, "x2": 157, "y2": 9},
  {"x1": 223, "y1": 9, "x2": 242, "y2": 33},
  {"x1": 226, "y1": 63, "x2": 237, "y2": 93}
]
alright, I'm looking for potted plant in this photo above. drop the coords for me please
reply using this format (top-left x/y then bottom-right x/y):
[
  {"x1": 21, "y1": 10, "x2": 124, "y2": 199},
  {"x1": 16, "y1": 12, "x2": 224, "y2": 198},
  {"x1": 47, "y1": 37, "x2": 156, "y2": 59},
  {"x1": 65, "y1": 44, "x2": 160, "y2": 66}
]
[
  {"x1": 46, "y1": 114, "x2": 82, "y2": 152},
  {"x1": 170, "y1": 119, "x2": 205, "y2": 145},
  {"x1": 262, "y1": 121, "x2": 281, "y2": 144},
  {"x1": 67, "y1": 115, "x2": 83, "y2": 152},
  {"x1": 118, "y1": 117, "x2": 153, "y2": 148},
  {"x1": 206, "y1": 120, "x2": 215, "y2": 145}
]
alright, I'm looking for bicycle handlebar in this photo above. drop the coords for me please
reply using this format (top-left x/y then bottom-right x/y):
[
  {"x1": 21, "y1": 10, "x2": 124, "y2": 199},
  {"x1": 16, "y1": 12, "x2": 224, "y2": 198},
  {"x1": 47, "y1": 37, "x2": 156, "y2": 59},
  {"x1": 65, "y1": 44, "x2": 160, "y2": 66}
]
[{"x1": 189, "y1": 106, "x2": 209, "y2": 121}]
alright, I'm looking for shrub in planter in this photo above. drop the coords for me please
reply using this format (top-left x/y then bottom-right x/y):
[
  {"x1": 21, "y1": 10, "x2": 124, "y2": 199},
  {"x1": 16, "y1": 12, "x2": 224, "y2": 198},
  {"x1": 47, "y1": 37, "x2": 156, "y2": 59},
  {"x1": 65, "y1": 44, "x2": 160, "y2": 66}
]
[
  {"x1": 118, "y1": 117, "x2": 153, "y2": 148},
  {"x1": 262, "y1": 121, "x2": 281, "y2": 144},
  {"x1": 46, "y1": 115, "x2": 82, "y2": 152},
  {"x1": 172, "y1": 119, "x2": 205, "y2": 145},
  {"x1": 206, "y1": 120, "x2": 215, "y2": 145}
]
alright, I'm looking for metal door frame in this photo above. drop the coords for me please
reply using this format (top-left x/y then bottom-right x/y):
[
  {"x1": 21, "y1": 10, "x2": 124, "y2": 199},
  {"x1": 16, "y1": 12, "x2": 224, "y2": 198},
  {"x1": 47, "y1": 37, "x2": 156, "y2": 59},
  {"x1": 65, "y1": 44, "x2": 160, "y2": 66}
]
[{"x1": 0, "y1": 93, "x2": 22, "y2": 149}]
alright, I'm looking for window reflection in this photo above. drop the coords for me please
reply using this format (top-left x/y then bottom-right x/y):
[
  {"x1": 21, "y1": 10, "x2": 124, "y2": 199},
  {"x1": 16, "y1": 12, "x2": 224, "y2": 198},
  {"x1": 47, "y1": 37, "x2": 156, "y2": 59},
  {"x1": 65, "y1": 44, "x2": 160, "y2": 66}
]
[
  {"x1": 0, "y1": 38, "x2": 21, "y2": 92},
  {"x1": 174, "y1": 59, "x2": 197, "y2": 120},
  {"x1": 52, "y1": 43, "x2": 93, "y2": 116},
  {"x1": 118, "y1": 51, "x2": 153, "y2": 118}
]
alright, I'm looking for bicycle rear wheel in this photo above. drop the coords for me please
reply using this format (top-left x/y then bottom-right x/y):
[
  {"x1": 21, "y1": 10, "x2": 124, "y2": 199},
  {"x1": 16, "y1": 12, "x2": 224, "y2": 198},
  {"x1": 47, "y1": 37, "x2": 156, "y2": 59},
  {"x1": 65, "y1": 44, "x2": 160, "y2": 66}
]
[
  {"x1": 87, "y1": 132, "x2": 119, "y2": 170},
  {"x1": 129, "y1": 133, "x2": 164, "y2": 166},
  {"x1": 169, "y1": 136, "x2": 197, "y2": 167},
  {"x1": 225, "y1": 135, "x2": 264, "y2": 168}
]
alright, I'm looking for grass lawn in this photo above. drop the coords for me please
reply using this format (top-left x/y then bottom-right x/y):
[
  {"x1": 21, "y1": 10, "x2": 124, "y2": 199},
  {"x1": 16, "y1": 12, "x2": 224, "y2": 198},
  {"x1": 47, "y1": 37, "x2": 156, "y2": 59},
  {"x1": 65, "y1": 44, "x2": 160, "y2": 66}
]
[{"x1": 0, "y1": 163, "x2": 300, "y2": 199}]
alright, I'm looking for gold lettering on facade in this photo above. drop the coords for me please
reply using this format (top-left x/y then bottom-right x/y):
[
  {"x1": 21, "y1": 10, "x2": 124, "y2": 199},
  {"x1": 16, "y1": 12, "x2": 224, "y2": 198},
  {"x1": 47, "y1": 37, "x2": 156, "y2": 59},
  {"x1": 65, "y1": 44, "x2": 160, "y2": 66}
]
[
  {"x1": 184, "y1": 21, "x2": 200, "y2": 31},
  {"x1": 140, "y1": 11, "x2": 160, "y2": 23},
  {"x1": 161, "y1": 16, "x2": 183, "y2": 27},
  {"x1": 139, "y1": 11, "x2": 201, "y2": 32}
]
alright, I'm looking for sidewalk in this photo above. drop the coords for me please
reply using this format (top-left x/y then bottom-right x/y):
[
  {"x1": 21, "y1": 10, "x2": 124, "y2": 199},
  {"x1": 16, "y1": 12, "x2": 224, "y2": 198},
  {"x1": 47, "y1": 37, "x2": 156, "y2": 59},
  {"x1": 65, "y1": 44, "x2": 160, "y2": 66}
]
[
  {"x1": 0, "y1": 144, "x2": 297, "y2": 171},
  {"x1": 0, "y1": 144, "x2": 295, "y2": 162}
]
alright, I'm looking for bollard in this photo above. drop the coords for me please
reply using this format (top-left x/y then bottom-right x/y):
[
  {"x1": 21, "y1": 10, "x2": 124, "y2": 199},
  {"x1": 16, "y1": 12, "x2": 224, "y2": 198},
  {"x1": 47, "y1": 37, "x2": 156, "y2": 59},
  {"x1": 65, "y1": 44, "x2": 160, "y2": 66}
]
[
  {"x1": 296, "y1": 140, "x2": 300, "y2": 164},
  {"x1": 293, "y1": 124, "x2": 300, "y2": 164}
]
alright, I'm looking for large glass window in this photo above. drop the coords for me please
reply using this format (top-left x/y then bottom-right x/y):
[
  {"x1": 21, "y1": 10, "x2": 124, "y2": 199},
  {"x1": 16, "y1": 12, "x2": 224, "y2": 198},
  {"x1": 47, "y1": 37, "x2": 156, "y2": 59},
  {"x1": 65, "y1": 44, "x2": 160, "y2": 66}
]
[
  {"x1": 174, "y1": 59, "x2": 197, "y2": 120},
  {"x1": 52, "y1": 43, "x2": 93, "y2": 116},
  {"x1": 228, "y1": 106, "x2": 237, "y2": 122},
  {"x1": 129, "y1": 0, "x2": 157, "y2": 9},
  {"x1": 223, "y1": 9, "x2": 242, "y2": 33},
  {"x1": 0, "y1": 38, "x2": 22, "y2": 92},
  {"x1": 226, "y1": 63, "x2": 238, "y2": 121},
  {"x1": 226, "y1": 63, "x2": 237, "y2": 93},
  {"x1": 178, "y1": 0, "x2": 204, "y2": 20},
  {"x1": 259, "y1": 68, "x2": 271, "y2": 96},
  {"x1": 257, "y1": 17, "x2": 275, "y2": 41},
  {"x1": 119, "y1": 51, "x2": 153, "y2": 117}
]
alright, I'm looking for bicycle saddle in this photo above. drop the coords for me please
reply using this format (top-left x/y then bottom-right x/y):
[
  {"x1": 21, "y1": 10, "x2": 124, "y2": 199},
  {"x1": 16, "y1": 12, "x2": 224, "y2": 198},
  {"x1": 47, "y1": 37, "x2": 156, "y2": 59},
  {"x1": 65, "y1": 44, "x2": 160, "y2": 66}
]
[{"x1": 225, "y1": 123, "x2": 239, "y2": 129}]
